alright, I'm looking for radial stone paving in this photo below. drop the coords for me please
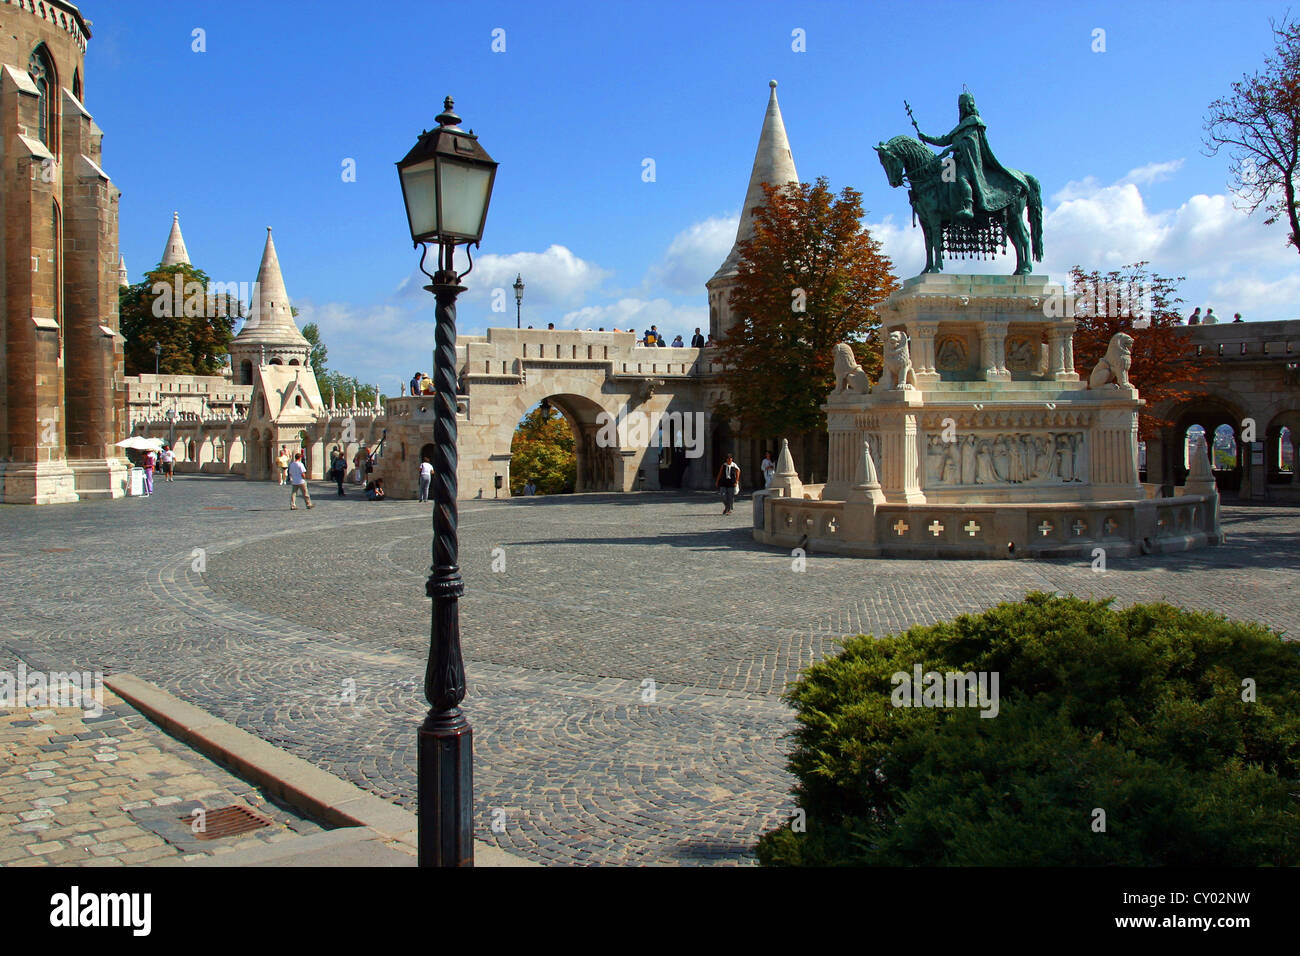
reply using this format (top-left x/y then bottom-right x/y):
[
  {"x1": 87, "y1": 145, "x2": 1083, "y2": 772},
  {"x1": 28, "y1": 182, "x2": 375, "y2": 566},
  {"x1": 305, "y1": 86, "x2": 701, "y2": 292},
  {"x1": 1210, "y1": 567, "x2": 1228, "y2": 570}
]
[{"x1": 2, "y1": 476, "x2": 1297, "y2": 865}]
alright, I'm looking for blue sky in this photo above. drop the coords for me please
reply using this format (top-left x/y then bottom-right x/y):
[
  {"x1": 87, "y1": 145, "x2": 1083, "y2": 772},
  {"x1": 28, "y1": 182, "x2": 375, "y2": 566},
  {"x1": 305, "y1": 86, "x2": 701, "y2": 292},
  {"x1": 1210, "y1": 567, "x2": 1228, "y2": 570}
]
[{"x1": 88, "y1": 0, "x2": 1299, "y2": 389}]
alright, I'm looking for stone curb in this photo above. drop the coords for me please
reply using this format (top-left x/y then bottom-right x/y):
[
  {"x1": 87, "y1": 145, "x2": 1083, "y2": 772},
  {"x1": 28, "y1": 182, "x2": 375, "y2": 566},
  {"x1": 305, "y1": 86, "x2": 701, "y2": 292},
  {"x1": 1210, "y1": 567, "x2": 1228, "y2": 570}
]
[{"x1": 104, "y1": 673, "x2": 537, "y2": 867}]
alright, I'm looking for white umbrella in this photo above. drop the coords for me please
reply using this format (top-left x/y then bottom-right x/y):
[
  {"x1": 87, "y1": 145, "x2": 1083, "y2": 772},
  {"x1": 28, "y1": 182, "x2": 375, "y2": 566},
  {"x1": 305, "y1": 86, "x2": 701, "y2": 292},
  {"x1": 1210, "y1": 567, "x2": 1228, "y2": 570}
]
[{"x1": 116, "y1": 436, "x2": 164, "y2": 451}]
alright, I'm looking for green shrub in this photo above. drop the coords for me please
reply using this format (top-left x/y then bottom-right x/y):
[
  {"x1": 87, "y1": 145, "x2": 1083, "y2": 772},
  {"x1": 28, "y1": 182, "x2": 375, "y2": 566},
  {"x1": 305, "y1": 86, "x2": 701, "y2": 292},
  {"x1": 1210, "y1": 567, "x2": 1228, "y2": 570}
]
[{"x1": 756, "y1": 592, "x2": 1300, "y2": 866}]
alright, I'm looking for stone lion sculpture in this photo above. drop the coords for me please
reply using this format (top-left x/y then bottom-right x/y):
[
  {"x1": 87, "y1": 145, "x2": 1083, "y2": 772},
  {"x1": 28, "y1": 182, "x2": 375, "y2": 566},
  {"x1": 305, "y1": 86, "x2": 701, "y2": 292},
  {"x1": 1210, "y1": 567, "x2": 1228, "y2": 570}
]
[
  {"x1": 1088, "y1": 332, "x2": 1134, "y2": 389},
  {"x1": 832, "y1": 342, "x2": 871, "y2": 394},
  {"x1": 879, "y1": 330, "x2": 918, "y2": 390}
]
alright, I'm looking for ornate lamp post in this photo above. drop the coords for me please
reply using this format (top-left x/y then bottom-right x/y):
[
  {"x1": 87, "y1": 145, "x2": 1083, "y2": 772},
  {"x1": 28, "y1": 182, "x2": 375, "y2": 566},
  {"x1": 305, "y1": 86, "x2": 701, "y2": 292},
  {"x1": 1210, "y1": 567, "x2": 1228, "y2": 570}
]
[
  {"x1": 513, "y1": 273, "x2": 524, "y2": 329},
  {"x1": 152, "y1": 341, "x2": 161, "y2": 376},
  {"x1": 397, "y1": 95, "x2": 498, "y2": 867}
]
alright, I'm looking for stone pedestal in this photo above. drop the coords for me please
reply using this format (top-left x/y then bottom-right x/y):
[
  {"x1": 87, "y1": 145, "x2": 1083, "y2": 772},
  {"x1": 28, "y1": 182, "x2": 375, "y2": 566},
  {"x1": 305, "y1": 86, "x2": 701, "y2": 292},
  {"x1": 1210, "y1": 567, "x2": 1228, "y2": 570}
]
[
  {"x1": 756, "y1": 274, "x2": 1220, "y2": 559},
  {"x1": 0, "y1": 461, "x2": 80, "y2": 505},
  {"x1": 68, "y1": 458, "x2": 129, "y2": 500}
]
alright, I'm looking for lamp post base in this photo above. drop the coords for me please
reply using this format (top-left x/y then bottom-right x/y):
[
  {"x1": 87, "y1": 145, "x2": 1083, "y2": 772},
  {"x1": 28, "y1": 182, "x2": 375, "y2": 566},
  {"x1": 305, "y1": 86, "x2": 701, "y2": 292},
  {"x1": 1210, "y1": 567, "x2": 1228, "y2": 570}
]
[{"x1": 418, "y1": 707, "x2": 474, "y2": 867}]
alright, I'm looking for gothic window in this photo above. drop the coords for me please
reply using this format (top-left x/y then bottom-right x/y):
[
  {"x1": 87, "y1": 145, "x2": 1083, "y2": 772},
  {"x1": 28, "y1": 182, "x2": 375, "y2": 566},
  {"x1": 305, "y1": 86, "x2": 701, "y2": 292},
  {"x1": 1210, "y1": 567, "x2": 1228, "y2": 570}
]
[
  {"x1": 28, "y1": 45, "x2": 58, "y2": 151},
  {"x1": 239, "y1": 360, "x2": 252, "y2": 385},
  {"x1": 72, "y1": 68, "x2": 81, "y2": 102}
]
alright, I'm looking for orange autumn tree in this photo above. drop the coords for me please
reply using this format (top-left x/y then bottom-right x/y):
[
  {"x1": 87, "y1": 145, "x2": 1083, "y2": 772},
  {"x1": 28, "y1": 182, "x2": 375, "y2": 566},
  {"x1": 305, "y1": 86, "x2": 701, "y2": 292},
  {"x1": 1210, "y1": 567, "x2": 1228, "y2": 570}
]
[
  {"x1": 1067, "y1": 261, "x2": 1210, "y2": 439},
  {"x1": 715, "y1": 178, "x2": 898, "y2": 438}
]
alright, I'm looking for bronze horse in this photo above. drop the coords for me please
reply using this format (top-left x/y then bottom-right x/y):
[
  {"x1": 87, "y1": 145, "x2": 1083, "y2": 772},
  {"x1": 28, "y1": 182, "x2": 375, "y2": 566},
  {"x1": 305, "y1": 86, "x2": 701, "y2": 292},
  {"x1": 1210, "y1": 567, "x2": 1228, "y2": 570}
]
[{"x1": 875, "y1": 134, "x2": 1042, "y2": 275}]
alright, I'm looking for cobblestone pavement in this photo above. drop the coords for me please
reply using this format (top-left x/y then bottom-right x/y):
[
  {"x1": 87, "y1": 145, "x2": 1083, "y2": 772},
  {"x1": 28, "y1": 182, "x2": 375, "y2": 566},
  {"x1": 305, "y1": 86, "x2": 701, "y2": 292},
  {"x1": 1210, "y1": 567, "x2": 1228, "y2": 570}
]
[
  {"x1": 2, "y1": 476, "x2": 1297, "y2": 865},
  {"x1": 0, "y1": 662, "x2": 323, "y2": 866}
]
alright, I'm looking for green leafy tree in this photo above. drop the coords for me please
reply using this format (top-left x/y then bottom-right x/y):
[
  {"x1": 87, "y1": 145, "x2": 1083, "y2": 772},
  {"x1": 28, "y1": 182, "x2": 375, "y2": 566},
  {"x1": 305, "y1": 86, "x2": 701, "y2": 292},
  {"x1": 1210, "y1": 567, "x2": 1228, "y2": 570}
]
[
  {"x1": 510, "y1": 404, "x2": 575, "y2": 495},
  {"x1": 715, "y1": 177, "x2": 898, "y2": 439},
  {"x1": 301, "y1": 320, "x2": 331, "y2": 395},
  {"x1": 757, "y1": 594, "x2": 1300, "y2": 866},
  {"x1": 119, "y1": 264, "x2": 239, "y2": 375}
]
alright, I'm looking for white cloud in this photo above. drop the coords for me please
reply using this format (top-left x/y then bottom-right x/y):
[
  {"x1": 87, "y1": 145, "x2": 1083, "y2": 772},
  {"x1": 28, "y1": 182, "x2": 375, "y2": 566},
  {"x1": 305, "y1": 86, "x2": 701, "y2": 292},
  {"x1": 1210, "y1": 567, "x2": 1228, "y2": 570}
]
[
  {"x1": 1120, "y1": 159, "x2": 1185, "y2": 186},
  {"x1": 1206, "y1": 273, "x2": 1300, "y2": 319},
  {"x1": 396, "y1": 244, "x2": 610, "y2": 309},
  {"x1": 867, "y1": 213, "x2": 926, "y2": 278},
  {"x1": 559, "y1": 297, "x2": 706, "y2": 335},
  {"x1": 294, "y1": 298, "x2": 431, "y2": 390},
  {"x1": 643, "y1": 215, "x2": 738, "y2": 294}
]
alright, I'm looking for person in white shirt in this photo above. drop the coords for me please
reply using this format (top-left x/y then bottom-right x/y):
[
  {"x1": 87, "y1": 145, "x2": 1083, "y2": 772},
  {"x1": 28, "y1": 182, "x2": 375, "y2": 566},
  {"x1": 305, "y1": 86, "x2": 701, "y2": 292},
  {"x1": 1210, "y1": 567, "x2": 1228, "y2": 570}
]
[
  {"x1": 418, "y1": 457, "x2": 434, "y2": 502},
  {"x1": 1203, "y1": 308, "x2": 1219, "y2": 325},
  {"x1": 761, "y1": 452, "x2": 775, "y2": 487},
  {"x1": 160, "y1": 444, "x2": 176, "y2": 482},
  {"x1": 288, "y1": 451, "x2": 313, "y2": 510}
]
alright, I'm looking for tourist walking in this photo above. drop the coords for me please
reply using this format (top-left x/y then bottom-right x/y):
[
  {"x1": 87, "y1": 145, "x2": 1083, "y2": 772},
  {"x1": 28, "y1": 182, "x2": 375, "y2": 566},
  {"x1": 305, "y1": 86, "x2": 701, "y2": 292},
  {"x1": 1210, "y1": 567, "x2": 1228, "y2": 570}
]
[
  {"x1": 276, "y1": 446, "x2": 289, "y2": 484},
  {"x1": 160, "y1": 444, "x2": 175, "y2": 482},
  {"x1": 331, "y1": 451, "x2": 347, "y2": 497},
  {"x1": 715, "y1": 454, "x2": 740, "y2": 515},
  {"x1": 418, "y1": 456, "x2": 433, "y2": 502},
  {"x1": 523, "y1": 479, "x2": 536, "y2": 496},
  {"x1": 761, "y1": 451, "x2": 775, "y2": 487},
  {"x1": 691, "y1": 327, "x2": 705, "y2": 348},
  {"x1": 288, "y1": 451, "x2": 313, "y2": 510},
  {"x1": 141, "y1": 448, "x2": 156, "y2": 497}
]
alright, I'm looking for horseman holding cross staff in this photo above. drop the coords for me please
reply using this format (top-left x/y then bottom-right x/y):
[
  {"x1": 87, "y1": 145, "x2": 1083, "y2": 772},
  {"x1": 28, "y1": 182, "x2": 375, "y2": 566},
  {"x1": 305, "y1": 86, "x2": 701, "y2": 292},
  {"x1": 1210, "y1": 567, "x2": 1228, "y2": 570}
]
[{"x1": 876, "y1": 91, "x2": 1043, "y2": 275}]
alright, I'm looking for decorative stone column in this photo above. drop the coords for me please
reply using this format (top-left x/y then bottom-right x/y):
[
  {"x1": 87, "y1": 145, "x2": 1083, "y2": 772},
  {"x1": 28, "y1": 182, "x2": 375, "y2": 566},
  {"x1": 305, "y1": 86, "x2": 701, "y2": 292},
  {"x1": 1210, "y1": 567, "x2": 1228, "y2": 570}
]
[
  {"x1": 911, "y1": 323, "x2": 940, "y2": 386},
  {"x1": 1058, "y1": 320, "x2": 1079, "y2": 381},
  {"x1": 980, "y1": 323, "x2": 1011, "y2": 382}
]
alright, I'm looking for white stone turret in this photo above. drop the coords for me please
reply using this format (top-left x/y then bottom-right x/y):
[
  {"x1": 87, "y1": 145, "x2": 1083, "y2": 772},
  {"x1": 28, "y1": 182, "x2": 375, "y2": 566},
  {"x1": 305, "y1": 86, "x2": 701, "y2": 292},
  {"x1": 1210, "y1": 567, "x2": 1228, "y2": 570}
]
[
  {"x1": 117, "y1": 254, "x2": 128, "y2": 287},
  {"x1": 707, "y1": 80, "x2": 800, "y2": 341},
  {"x1": 161, "y1": 211, "x2": 189, "y2": 266},
  {"x1": 228, "y1": 227, "x2": 311, "y2": 383}
]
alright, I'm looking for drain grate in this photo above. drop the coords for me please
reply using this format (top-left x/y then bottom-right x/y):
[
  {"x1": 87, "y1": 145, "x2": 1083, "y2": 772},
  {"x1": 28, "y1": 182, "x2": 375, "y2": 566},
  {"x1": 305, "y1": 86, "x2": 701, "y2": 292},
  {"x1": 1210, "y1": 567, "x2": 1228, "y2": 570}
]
[{"x1": 183, "y1": 805, "x2": 272, "y2": 841}]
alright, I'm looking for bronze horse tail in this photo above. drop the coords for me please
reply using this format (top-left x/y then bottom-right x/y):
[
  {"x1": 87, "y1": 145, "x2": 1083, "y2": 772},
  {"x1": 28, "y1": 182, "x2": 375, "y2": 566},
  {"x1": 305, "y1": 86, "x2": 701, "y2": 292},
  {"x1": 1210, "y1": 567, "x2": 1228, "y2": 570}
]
[{"x1": 1027, "y1": 173, "x2": 1043, "y2": 262}]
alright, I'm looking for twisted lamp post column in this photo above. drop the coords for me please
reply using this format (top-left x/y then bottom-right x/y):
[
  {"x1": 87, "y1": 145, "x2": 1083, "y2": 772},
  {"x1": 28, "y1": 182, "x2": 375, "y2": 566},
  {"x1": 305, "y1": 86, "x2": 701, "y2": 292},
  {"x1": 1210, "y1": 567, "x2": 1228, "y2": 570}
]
[
  {"x1": 419, "y1": 268, "x2": 472, "y2": 867},
  {"x1": 397, "y1": 95, "x2": 497, "y2": 867}
]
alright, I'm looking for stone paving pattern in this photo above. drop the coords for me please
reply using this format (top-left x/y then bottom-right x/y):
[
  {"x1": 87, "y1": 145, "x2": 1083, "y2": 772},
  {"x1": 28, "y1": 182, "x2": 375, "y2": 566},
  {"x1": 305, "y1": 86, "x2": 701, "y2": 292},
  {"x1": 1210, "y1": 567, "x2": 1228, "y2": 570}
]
[
  {"x1": 0, "y1": 668, "x2": 324, "y2": 865},
  {"x1": 2, "y1": 476, "x2": 1297, "y2": 865}
]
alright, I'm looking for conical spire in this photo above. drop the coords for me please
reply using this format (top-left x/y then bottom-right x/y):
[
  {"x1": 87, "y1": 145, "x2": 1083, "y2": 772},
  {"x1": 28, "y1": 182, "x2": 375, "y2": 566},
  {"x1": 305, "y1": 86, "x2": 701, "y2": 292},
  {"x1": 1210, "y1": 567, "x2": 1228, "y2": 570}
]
[
  {"x1": 237, "y1": 227, "x2": 309, "y2": 347},
  {"x1": 161, "y1": 211, "x2": 190, "y2": 266},
  {"x1": 712, "y1": 80, "x2": 799, "y2": 281},
  {"x1": 117, "y1": 254, "x2": 128, "y2": 288}
]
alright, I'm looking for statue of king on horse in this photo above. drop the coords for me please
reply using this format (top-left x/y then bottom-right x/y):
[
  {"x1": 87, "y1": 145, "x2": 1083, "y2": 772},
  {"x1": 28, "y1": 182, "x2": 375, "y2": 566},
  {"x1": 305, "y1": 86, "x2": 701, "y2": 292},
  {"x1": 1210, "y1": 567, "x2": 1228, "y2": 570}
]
[{"x1": 875, "y1": 92, "x2": 1043, "y2": 275}]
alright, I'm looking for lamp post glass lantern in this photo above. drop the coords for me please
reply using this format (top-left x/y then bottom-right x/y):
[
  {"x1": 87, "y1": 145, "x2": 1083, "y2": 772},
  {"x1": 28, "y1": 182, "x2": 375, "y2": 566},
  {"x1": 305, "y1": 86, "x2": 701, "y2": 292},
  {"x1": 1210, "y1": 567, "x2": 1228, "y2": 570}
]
[
  {"x1": 396, "y1": 95, "x2": 497, "y2": 868},
  {"x1": 513, "y1": 273, "x2": 524, "y2": 329}
]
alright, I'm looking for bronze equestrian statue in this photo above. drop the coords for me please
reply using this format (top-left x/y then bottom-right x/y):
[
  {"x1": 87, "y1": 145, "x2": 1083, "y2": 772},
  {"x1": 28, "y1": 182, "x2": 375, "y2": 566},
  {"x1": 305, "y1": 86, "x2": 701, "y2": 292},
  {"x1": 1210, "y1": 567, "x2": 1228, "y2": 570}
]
[{"x1": 875, "y1": 92, "x2": 1043, "y2": 275}]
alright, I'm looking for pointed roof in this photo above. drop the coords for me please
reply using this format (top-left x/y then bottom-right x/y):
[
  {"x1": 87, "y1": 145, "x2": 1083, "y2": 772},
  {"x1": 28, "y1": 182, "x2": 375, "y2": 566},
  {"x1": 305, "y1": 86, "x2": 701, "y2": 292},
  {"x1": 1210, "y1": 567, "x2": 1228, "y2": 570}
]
[
  {"x1": 161, "y1": 211, "x2": 190, "y2": 266},
  {"x1": 711, "y1": 80, "x2": 799, "y2": 282},
  {"x1": 117, "y1": 254, "x2": 128, "y2": 287},
  {"x1": 235, "y1": 227, "x2": 310, "y2": 348}
]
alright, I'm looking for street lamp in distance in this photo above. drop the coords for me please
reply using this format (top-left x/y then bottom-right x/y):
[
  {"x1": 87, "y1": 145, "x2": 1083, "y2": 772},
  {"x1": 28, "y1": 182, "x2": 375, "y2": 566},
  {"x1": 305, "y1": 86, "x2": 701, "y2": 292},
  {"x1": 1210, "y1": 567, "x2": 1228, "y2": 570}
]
[
  {"x1": 152, "y1": 341, "x2": 161, "y2": 377},
  {"x1": 513, "y1": 273, "x2": 524, "y2": 329},
  {"x1": 396, "y1": 95, "x2": 498, "y2": 868}
]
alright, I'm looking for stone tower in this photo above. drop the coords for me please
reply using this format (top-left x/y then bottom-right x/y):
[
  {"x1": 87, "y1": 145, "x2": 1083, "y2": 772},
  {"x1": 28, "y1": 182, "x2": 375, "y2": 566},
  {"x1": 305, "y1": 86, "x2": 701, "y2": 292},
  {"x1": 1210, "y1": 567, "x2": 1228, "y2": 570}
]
[
  {"x1": 706, "y1": 80, "x2": 799, "y2": 342},
  {"x1": 160, "y1": 210, "x2": 188, "y2": 266},
  {"x1": 227, "y1": 228, "x2": 311, "y2": 385},
  {"x1": 0, "y1": 2, "x2": 127, "y2": 503},
  {"x1": 117, "y1": 253, "x2": 128, "y2": 287}
]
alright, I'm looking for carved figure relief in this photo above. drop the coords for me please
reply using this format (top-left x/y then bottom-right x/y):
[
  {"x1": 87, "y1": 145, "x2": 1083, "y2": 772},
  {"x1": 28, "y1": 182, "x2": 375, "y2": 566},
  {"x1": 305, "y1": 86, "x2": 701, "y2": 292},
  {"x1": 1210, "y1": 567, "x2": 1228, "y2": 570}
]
[
  {"x1": 935, "y1": 336, "x2": 967, "y2": 371},
  {"x1": 1005, "y1": 336, "x2": 1040, "y2": 372},
  {"x1": 925, "y1": 430, "x2": 1089, "y2": 485}
]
